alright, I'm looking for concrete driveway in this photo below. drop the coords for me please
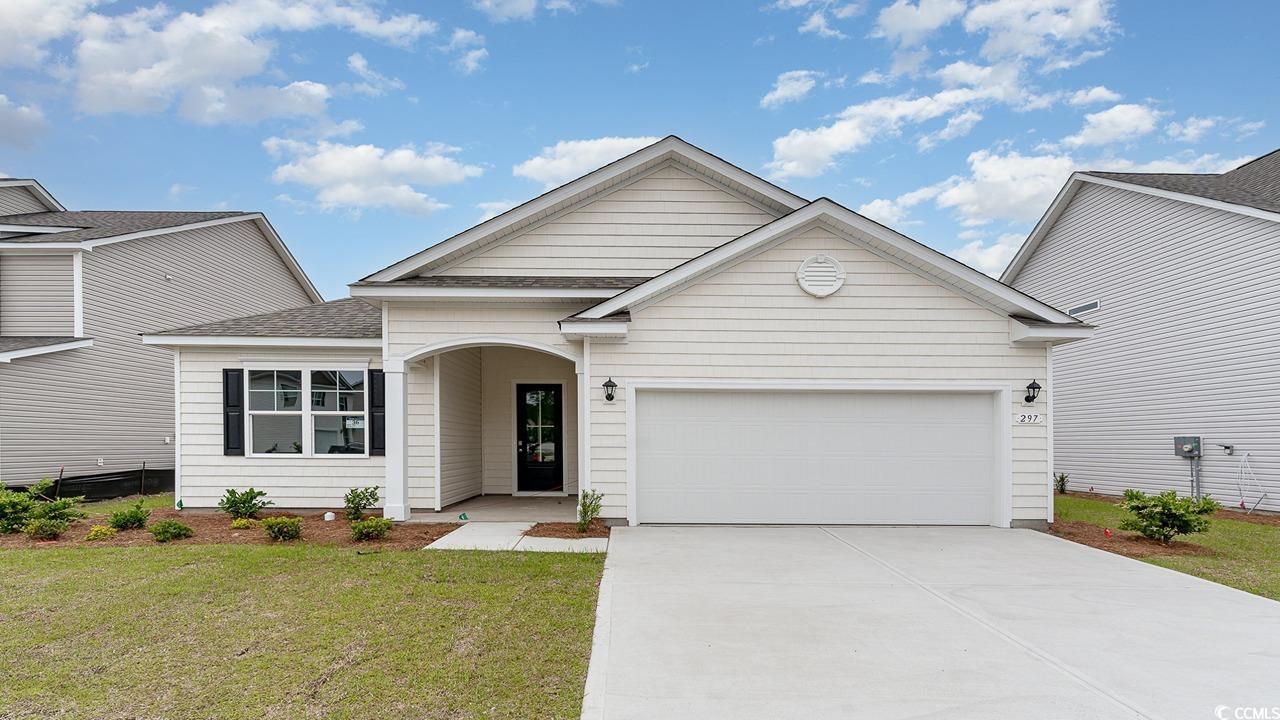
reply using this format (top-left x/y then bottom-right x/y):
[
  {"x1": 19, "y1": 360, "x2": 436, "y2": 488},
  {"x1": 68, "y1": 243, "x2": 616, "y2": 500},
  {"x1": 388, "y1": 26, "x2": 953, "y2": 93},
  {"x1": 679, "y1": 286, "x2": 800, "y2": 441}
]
[{"x1": 582, "y1": 527, "x2": 1280, "y2": 720}]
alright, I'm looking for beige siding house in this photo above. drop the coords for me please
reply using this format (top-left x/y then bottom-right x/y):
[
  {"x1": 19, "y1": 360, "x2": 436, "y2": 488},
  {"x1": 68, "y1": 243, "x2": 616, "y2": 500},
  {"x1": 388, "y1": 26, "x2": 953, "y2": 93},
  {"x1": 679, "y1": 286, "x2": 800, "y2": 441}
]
[
  {"x1": 0, "y1": 178, "x2": 320, "y2": 490},
  {"x1": 146, "y1": 137, "x2": 1089, "y2": 526},
  {"x1": 1006, "y1": 150, "x2": 1280, "y2": 512}
]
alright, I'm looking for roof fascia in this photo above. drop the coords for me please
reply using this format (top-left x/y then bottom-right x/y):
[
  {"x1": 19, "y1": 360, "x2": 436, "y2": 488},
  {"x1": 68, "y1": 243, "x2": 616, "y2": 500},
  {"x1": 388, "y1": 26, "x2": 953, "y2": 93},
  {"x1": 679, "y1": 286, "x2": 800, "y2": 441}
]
[
  {"x1": 0, "y1": 338, "x2": 93, "y2": 363},
  {"x1": 0, "y1": 179, "x2": 65, "y2": 211},
  {"x1": 140, "y1": 335, "x2": 381, "y2": 348}
]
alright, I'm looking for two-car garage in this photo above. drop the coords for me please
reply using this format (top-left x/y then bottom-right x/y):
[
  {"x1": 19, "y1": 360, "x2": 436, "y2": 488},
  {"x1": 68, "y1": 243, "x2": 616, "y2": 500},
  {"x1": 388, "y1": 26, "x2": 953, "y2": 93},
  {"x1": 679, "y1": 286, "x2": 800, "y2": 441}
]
[{"x1": 633, "y1": 388, "x2": 1003, "y2": 526}]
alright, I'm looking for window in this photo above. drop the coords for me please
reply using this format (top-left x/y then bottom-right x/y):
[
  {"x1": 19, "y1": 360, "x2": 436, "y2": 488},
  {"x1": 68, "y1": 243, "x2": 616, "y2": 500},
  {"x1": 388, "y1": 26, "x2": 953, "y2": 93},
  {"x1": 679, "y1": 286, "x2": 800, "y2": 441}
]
[
  {"x1": 247, "y1": 368, "x2": 367, "y2": 457},
  {"x1": 1067, "y1": 300, "x2": 1101, "y2": 316}
]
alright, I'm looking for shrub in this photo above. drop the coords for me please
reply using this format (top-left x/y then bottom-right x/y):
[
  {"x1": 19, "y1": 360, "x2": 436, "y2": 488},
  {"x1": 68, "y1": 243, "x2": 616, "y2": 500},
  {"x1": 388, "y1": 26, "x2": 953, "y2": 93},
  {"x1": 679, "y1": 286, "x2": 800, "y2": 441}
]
[
  {"x1": 350, "y1": 517, "x2": 393, "y2": 542},
  {"x1": 217, "y1": 488, "x2": 272, "y2": 519},
  {"x1": 148, "y1": 520, "x2": 194, "y2": 543},
  {"x1": 230, "y1": 517, "x2": 255, "y2": 530},
  {"x1": 0, "y1": 488, "x2": 37, "y2": 534},
  {"x1": 85, "y1": 525, "x2": 118, "y2": 541},
  {"x1": 24, "y1": 518, "x2": 70, "y2": 541},
  {"x1": 577, "y1": 490, "x2": 604, "y2": 533},
  {"x1": 32, "y1": 496, "x2": 87, "y2": 525},
  {"x1": 262, "y1": 516, "x2": 302, "y2": 542},
  {"x1": 2, "y1": 479, "x2": 85, "y2": 533},
  {"x1": 1119, "y1": 489, "x2": 1220, "y2": 544},
  {"x1": 1053, "y1": 472, "x2": 1069, "y2": 494},
  {"x1": 108, "y1": 500, "x2": 150, "y2": 530},
  {"x1": 343, "y1": 486, "x2": 380, "y2": 523}
]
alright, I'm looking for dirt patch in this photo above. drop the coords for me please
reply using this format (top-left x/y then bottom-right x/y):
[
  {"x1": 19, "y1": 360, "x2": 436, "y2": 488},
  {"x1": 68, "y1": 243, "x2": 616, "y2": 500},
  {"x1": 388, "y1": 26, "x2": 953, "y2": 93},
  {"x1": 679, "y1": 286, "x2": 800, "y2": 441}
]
[
  {"x1": 524, "y1": 519, "x2": 610, "y2": 539},
  {"x1": 1061, "y1": 490, "x2": 1280, "y2": 527},
  {"x1": 1049, "y1": 520, "x2": 1215, "y2": 558},
  {"x1": 0, "y1": 508, "x2": 458, "y2": 551}
]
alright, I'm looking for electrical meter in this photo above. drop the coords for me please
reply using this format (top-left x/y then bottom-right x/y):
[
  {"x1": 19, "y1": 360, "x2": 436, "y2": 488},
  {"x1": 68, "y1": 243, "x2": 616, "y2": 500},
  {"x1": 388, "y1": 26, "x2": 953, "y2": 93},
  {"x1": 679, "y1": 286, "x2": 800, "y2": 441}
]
[{"x1": 1174, "y1": 436, "x2": 1202, "y2": 458}]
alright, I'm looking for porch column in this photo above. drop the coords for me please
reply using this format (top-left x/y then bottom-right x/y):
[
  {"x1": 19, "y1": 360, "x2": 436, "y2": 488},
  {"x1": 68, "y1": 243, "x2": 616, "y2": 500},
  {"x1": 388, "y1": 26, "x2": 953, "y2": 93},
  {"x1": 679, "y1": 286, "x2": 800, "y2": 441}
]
[{"x1": 383, "y1": 359, "x2": 410, "y2": 521}]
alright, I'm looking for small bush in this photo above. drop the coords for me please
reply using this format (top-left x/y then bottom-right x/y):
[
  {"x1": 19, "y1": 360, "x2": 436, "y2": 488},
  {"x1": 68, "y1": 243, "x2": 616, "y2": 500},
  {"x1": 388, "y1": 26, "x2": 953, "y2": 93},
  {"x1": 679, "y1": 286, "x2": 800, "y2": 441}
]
[
  {"x1": 217, "y1": 488, "x2": 273, "y2": 519},
  {"x1": 1053, "y1": 472, "x2": 1069, "y2": 494},
  {"x1": 230, "y1": 517, "x2": 255, "y2": 530},
  {"x1": 148, "y1": 520, "x2": 194, "y2": 543},
  {"x1": 350, "y1": 517, "x2": 393, "y2": 542},
  {"x1": 1119, "y1": 489, "x2": 1220, "y2": 544},
  {"x1": 577, "y1": 490, "x2": 604, "y2": 533},
  {"x1": 33, "y1": 496, "x2": 87, "y2": 525},
  {"x1": 24, "y1": 518, "x2": 69, "y2": 541},
  {"x1": 85, "y1": 525, "x2": 118, "y2": 541},
  {"x1": 108, "y1": 500, "x2": 150, "y2": 530},
  {"x1": 343, "y1": 486, "x2": 380, "y2": 523},
  {"x1": 0, "y1": 488, "x2": 37, "y2": 534},
  {"x1": 262, "y1": 516, "x2": 302, "y2": 542}
]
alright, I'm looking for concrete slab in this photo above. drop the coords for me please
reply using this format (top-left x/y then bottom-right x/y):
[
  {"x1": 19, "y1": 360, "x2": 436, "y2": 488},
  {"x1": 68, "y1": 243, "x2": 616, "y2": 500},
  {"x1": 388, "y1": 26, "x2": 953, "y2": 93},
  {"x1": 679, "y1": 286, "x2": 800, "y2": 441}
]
[
  {"x1": 424, "y1": 521, "x2": 531, "y2": 550},
  {"x1": 515, "y1": 536, "x2": 609, "y2": 553},
  {"x1": 410, "y1": 494, "x2": 576, "y2": 523},
  {"x1": 584, "y1": 526, "x2": 1280, "y2": 720}
]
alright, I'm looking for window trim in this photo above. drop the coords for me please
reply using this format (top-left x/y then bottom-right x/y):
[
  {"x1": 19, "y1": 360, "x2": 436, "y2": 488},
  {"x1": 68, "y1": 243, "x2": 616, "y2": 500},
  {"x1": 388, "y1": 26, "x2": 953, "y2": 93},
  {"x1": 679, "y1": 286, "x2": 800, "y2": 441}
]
[
  {"x1": 1067, "y1": 299, "x2": 1101, "y2": 316},
  {"x1": 243, "y1": 363, "x2": 370, "y2": 459}
]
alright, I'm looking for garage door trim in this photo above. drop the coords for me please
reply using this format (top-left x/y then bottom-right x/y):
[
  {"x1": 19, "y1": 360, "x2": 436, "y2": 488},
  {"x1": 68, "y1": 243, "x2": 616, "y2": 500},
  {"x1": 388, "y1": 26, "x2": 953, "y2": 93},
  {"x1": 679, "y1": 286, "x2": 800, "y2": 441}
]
[{"x1": 623, "y1": 379, "x2": 1013, "y2": 528}]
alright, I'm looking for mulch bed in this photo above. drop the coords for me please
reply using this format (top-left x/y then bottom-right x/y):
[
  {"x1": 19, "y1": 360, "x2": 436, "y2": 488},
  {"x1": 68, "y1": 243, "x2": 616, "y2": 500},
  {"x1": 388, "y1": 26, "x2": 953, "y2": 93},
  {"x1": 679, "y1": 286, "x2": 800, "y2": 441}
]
[
  {"x1": 0, "y1": 508, "x2": 458, "y2": 551},
  {"x1": 1048, "y1": 520, "x2": 1215, "y2": 558},
  {"x1": 1061, "y1": 491, "x2": 1280, "y2": 527},
  {"x1": 524, "y1": 519, "x2": 610, "y2": 539}
]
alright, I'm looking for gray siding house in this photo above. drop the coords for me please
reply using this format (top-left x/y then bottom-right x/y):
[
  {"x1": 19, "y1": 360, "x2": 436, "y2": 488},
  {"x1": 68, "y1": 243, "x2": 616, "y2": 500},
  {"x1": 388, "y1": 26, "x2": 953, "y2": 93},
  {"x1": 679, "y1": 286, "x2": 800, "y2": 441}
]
[
  {"x1": 1005, "y1": 150, "x2": 1280, "y2": 512},
  {"x1": 0, "y1": 178, "x2": 321, "y2": 489}
]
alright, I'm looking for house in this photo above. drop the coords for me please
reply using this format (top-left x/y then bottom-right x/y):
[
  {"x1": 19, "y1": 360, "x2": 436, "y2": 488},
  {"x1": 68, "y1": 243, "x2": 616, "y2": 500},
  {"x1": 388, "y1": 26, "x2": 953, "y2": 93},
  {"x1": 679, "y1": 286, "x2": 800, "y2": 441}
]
[
  {"x1": 143, "y1": 137, "x2": 1090, "y2": 526},
  {"x1": 0, "y1": 178, "x2": 321, "y2": 494},
  {"x1": 1004, "y1": 149, "x2": 1280, "y2": 512}
]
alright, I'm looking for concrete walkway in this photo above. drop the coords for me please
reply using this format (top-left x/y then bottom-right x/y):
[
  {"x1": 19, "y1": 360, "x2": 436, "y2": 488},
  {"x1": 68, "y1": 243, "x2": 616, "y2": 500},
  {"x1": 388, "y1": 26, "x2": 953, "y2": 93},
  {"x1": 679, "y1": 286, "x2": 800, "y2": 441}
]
[
  {"x1": 583, "y1": 526, "x2": 1280, "y2": 720},
  {"x1": 425, "y1": 521, "x2": 607, "y2": 552}
]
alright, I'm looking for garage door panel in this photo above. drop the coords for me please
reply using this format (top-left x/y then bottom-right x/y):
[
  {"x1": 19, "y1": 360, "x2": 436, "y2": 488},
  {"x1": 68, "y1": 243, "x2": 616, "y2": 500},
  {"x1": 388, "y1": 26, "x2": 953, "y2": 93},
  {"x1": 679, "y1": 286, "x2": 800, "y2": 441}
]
[{"x1": 636, "y1": 390, "x2": 996, "y2": 525}]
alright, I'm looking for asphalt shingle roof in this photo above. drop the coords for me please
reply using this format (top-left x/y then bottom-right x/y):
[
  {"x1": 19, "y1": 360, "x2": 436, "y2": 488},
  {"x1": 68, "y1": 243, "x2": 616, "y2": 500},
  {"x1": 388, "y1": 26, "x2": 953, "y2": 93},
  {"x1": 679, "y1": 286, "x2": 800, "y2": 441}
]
[
  {"x1": 149, "y1": 299, "x2": 381, "y2": 338},
  {"x1": 1083, "y1": 149, "x2": 1280, "y2": 215},
  {"x1": 0, "y1": 210, "x2": 248, "y2": 243},
  {"x1": 0, "y1": 336, "x2": 86, "y2": 353},
  {"x1": 352, "y1": 275, "x2": 650, "y2": 289}
]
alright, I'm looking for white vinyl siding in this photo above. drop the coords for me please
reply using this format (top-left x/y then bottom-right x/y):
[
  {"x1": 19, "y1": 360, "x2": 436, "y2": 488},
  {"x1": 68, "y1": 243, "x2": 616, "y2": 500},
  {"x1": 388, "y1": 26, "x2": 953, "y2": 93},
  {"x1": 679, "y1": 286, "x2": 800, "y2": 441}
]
[
  {"x1": 407, "y1": 358, "x2": 436, "y2": 509},
  {"x1": 1013, "y1": 182, "x2": 1280, "y2": 512},
  {"x1": 0, "y1": 186, "x2": 49, "y2": 215},
  {"x1": 435, "y1": 164, "x2": 778, "y2": 278},
  {"x1": 479, "y1": 346, "x2": 578, "y2": 494},
  {"x1": 439, "y1": 348, "x2": 482, "y2": 506},
  {"x1": 0, "y1": 253, "x2": 74, "y2": 335}
]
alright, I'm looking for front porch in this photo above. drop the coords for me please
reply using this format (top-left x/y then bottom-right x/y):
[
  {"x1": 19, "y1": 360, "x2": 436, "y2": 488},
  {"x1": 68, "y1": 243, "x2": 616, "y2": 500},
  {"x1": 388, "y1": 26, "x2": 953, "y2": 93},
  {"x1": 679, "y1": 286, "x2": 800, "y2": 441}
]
[{"x1": 409, "y1": 494, "x2": 577, "y2": 523}]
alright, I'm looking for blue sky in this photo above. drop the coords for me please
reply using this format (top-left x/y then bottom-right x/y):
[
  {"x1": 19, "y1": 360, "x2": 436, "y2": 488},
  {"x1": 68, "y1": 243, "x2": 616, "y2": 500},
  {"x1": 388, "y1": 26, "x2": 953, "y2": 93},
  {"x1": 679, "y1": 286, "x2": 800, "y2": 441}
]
[{"x1": 1, "y1": 0, "x2": 1275, "y2": 299}]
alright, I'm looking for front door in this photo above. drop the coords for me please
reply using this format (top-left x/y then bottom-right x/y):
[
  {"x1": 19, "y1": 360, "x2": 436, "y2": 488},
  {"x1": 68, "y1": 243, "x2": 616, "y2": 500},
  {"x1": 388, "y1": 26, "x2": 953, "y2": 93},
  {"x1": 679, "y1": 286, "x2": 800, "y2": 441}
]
[{"x1": 516, "y1": 383, "x2": 564, "y2": 492}]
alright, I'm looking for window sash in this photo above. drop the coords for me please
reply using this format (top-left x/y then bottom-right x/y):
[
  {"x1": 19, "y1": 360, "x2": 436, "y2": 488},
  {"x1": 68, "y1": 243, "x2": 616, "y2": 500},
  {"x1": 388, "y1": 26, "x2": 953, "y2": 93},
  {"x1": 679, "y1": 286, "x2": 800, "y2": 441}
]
[{"x1": 245, "y1": 367, "x2": 369, "y2": 458}]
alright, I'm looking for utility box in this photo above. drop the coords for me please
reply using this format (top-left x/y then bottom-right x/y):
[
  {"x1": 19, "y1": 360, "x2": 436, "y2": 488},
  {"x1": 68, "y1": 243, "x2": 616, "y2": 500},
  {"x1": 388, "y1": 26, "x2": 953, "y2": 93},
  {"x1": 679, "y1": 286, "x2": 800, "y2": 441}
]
[{"x1": 1174, "y1": 436, "x2": 1202, "y2": 458}]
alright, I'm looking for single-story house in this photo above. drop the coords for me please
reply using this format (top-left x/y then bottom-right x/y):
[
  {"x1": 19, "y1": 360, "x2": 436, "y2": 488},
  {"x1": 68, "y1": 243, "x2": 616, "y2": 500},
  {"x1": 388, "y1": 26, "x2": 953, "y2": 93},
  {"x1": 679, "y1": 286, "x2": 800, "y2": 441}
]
[
  {"x1": 1005, "y1": 148, "x2": 1280, "y2": 512},
  {"x1": 144, "y1": 136, "x2": 1091, "y2": 527}
]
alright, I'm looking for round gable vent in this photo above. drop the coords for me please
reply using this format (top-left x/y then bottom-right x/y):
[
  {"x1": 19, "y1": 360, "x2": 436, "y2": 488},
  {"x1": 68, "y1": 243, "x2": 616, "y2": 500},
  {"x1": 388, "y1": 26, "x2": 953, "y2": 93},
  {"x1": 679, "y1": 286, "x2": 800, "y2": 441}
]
[{"x1": 796, "y1": 255, "x2": 845, "y2": 297}]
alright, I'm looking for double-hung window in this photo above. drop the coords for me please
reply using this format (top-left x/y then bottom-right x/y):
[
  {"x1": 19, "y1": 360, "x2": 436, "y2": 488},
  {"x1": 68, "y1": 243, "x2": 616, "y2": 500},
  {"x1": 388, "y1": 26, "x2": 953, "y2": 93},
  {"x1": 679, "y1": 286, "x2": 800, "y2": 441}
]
[{"x1": 246, "y1": 367, "x2": 367, "y2": 457}]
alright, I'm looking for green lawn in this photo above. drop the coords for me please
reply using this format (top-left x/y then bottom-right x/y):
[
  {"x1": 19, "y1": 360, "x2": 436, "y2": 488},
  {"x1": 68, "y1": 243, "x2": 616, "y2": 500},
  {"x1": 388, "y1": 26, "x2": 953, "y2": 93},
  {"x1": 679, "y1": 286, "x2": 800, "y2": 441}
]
[
  {"x1": 1056, "y1": 494, "x2": 1280, "y2": 600},
  {"x1": 0, "y1": 544, "x2": 604, "y2": 720},
  {"x1": 82, "y1": 492, "x2": 176, "y2": 518}
]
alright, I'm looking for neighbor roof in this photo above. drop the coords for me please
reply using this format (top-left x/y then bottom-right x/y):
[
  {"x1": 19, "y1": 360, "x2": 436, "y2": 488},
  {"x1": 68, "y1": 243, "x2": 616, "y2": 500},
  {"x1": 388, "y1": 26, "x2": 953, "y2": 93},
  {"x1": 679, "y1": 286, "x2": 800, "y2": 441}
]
[
  {"x1": 352, "y1": 275, "x2": 649, "y2": 289},
  {"x1": 0, "y1": 210, "x2": 247, "y2": 243},
  {"x1": 147, "y1": 298, "x2": 381, "y2": 339},
  {"x1": 0, "y1": 336, "x2": 94, "y2": 363}
]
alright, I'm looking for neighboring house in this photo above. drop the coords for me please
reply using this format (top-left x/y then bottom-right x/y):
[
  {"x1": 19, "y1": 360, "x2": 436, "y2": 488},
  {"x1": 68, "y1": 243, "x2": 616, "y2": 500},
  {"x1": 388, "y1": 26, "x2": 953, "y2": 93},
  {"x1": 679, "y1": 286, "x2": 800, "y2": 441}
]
[
  {"x1": 144, "y1": 137, "x2": 1090, "y2": 527},
  {"x1": 1004, "y1": 149, "x2": 1280, "y2": 512},
  {"x1": 0, "y1": 178, "x2": 322, "y2": 491}
]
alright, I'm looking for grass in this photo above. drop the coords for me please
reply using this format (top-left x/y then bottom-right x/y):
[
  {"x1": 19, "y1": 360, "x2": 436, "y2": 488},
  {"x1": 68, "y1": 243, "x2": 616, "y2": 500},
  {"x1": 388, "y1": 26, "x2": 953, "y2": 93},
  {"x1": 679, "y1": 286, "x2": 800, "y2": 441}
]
[
  {"x1": 1056, "y1": 494, "x2": 1280, "y2": 600},
  {"x1": 82, "y1": 492, "x2": 176, "y2": 518},
  {"x1": 0, "y1": 544, "x2": 604, "y2": 720}
]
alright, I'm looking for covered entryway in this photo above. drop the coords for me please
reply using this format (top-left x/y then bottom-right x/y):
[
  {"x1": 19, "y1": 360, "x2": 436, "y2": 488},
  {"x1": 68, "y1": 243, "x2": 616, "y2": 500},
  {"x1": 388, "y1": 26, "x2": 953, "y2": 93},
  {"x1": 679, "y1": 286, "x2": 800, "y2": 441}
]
[{"x1": 634, "y1": 389, "x2": 1000, "y2": 525}]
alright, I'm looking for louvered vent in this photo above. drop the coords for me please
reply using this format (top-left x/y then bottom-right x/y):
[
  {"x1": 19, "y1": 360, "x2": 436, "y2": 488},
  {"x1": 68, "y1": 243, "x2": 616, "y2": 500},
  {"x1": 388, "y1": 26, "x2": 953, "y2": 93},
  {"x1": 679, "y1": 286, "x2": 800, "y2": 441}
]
[{"x1": 795, "y1": 255, "x2": 846, "y2": 297}]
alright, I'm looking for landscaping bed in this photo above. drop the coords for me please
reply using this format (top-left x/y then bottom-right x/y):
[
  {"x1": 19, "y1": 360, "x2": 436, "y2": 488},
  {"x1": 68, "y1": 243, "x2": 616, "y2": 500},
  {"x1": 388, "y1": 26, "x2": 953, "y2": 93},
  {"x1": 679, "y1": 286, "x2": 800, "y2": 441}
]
[{"x1": 525, "y1": 518, "x2": 611, "y2": 539}]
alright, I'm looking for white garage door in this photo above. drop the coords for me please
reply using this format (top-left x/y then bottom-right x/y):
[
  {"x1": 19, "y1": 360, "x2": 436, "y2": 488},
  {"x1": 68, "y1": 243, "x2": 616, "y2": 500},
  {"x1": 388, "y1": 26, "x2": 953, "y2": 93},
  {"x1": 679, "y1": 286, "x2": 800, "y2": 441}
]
[{"x1": 635, "y1": 390, "x2": 998, "y2": 525}]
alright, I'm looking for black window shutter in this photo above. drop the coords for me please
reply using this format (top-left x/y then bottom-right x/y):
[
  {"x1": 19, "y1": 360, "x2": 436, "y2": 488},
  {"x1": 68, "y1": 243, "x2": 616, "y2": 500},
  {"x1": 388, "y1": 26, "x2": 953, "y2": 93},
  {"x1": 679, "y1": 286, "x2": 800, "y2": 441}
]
[
  {"x1": 223, "y1": 369, "x2": 245, "y2": 456},
  {"x1": 369, "y1": 369, "x2": 386, "y2": 456}
]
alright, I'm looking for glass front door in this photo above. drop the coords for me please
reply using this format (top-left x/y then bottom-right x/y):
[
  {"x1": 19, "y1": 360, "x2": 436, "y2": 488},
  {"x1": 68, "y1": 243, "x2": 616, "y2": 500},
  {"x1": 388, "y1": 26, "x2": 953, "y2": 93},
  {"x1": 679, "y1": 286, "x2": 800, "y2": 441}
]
[{"x1": 516, "y1": 383, "x2": 563, "y2": 492}]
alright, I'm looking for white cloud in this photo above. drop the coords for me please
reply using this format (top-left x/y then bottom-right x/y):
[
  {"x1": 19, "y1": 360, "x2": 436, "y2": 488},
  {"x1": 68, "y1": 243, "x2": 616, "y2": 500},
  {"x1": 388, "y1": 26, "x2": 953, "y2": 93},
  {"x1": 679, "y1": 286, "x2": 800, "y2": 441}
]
[
  {"x1": 935, "y1": 149, "x2": 1075, "y2": 224},
  {"x1": 625, "y1": 60, "x2": 650, "y2": 74},
  {"x1": 856, "y1": 184, "x2": 943, "y2": 226},
  {"x1": 1095, "y1": 152, "x2": 1252, "y2": 175},
  {"x1": 182, "y1": 81, "x2": 331, "y2": 125},
  {"x1": 0, "y1": 95, "x2": 48, "y2": 147},
  {"x1": 1067, "y1": 85, "x2": 1120, "y2": 106},
  {"x1": 1233, "y1": 119, "x2": 1266, "y2": 138},
  {"x1": 1040, "y1": 48, "x2": 1107, "y2": 72},
  {"x1": 761, "y1": 70, "x2": 823, "y2": 109},
  {"x1": 963, "y1": 0, "x2": 1114, "y2": 63},
  {"x1": 0, "y1": 0, "x2": 99, "y2": 68},
  {"x1": 952, "y1": 232, "x2": 1025, "y2": 275},
  {"x1": 858, "y1": 70, "x2": 891, "y2": 85},
  {"x1": 513, "y1": 136, "x2": 660, "y2": 190},
  {"x1": 168, "y1": 183, "x2": 197, "y2": 198},
  {"x1": 918, "y1": 109, "x2": 983, "y2": 151},
  {"x1": 873, "y1": 0, "x2": 966, "y2": 47},
  {"x1": 443, "y1": 28, "x2": 488, "y2": 75},
  {"x1": 472, "y1": 0, "x2": 538, "y2": 22},
  {"x1": 264, "y1": 138, "x2": 482, "y2": 215},
  {"x1": 1165, "y1": 116, "x2": 1216, "y2": 143},
  {"x1": 1062, "y1": 103, "x2": 1161, "y2": 147},
  {"x1": 347, "y1": 53, "x2": 405, "y2": 96},
  {"x1": 477, "y1": 199, "x2": 518, "y2": 221},
  {"x1": 800, "y1": 10, "x2": 847, "y2": 38},
  {"x1": 779, "y1": 1, "x2": 862, "y2": 39},
  {"x1": 456, "y1": 48, "x2": 489, "y2": 74}
]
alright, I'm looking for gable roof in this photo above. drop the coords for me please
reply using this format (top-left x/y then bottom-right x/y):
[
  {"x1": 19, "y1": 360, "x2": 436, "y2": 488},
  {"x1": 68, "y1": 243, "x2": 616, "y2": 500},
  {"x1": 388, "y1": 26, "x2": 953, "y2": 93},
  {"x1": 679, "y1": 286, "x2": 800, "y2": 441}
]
[
  {"x1": 144, "y1": 298, "x2": 381, "y2": 340},
  {"x1": 0, "y1": 178, "x2": 65, "y2": 212},
  {"x1": 359, "y1": 136, "x2": 808, "y2": 283},
  {"x1": 0, "y1": 210, "x2": 248, "y2": 243},
  {"x1": 575, "y1": 198, "x2": 1080, "y2": 325},
  {"x1": 1003, "y1": 149, "x2": 1280, "y2": 283}
]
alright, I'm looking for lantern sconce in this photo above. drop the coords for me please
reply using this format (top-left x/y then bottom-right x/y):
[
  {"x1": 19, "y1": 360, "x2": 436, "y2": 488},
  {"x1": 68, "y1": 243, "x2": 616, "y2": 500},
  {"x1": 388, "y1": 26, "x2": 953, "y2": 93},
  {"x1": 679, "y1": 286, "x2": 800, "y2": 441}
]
[
  {"x1": 1024, "y1": 379, "x2": 1042, "y2": 404},
  {"x1": 602, "y1": 377, "x2": 617, "y2": 403}
]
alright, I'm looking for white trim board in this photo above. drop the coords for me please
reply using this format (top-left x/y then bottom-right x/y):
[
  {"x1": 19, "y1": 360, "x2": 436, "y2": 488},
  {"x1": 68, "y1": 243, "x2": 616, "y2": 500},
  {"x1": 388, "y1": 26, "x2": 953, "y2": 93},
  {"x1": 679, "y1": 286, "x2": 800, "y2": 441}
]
[
  {"x1": 349, "y1": 285, "x2": 624, "y2": 300},
  {"x1": 142, "y1": 335, "x2": 382, "y2": 348},
  {"x1": 0, "y1": 338, "x2": 94, "y2": 363}
]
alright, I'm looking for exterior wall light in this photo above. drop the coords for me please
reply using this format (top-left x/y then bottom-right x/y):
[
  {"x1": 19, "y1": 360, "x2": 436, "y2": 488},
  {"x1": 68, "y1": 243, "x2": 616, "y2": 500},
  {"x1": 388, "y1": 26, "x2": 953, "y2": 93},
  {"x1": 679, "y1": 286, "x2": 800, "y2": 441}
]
[
  {"x1": 1024, "y1": 380, "x2": 1042, "y2": 404},
  {"x1": 603, "y1": 378, "x2": 617, "y2": 402}
]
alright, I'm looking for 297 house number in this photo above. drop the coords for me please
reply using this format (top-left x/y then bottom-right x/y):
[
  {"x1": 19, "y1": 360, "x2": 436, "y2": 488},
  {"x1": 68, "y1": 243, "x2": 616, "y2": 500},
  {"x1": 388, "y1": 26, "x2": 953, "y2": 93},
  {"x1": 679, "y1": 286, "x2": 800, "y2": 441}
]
[{"x1": 1017, "y1": 412, "x2": 1045, "y2": 424}]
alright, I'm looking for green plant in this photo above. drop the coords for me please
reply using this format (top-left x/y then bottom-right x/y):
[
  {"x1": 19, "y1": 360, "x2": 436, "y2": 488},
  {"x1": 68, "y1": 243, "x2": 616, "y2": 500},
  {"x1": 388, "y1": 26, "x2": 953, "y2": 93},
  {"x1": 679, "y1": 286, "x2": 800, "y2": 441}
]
[
  {"x1": 1, "y1": 479, "x2": 85, "y2": 533},
  {"x1": 262, "y1": 516, "x2": 302, "y2": 542},
  {"x1": 32, "y1": 495, "x2": 87, "y2": 525},
  {"x1": 0, "y1": 488, "x2": 37, "y2": 534},
  {"x1": 85, "y1": 525, "x2": 118, "y2": 541},
  {"x1": 576, "y1": 490, "x2": 603, "y2": 533},
  {"x1": 148, "y1": 520, "x2": 194, "y2": 543},
  {"x1": 108, "y1": 500, "x2": 150, "y2": 530},
  {"x1": 217, "y1": 488, "x2": 273, "y2": 519},
  {"x1": 343, "y1": 486, "x2": 380, "y2": 523},
  {"x1": 1119, "y1": 489, "x2": 1220, "y2": 544},
  {"x1": 230, "y1": 517, "x2": 255, "y2": 530},
  {"x1": 1054, "y1": 472, "x2": 1069, "y2": 494},
  {"x1": 24, "y1": 518, "x2": 70, "y2": 541},
  {"x1": 350, "y1": 517, "x2": 393, "y2": 542}
]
